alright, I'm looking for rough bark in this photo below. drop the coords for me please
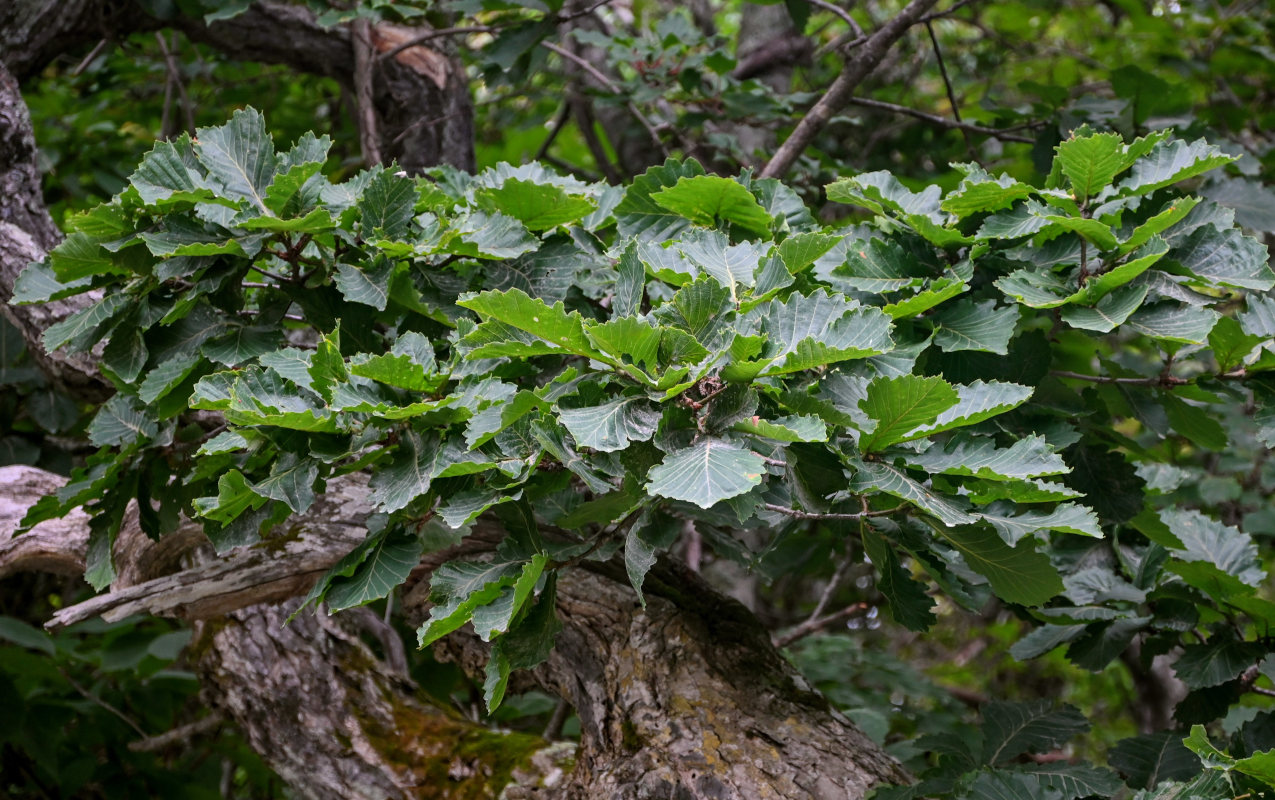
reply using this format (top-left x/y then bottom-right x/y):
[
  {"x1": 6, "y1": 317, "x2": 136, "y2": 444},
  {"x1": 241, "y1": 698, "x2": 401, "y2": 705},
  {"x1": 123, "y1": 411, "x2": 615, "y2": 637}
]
[{"x1": 0, "y1": 0, "x2": 474, "y2": 173}]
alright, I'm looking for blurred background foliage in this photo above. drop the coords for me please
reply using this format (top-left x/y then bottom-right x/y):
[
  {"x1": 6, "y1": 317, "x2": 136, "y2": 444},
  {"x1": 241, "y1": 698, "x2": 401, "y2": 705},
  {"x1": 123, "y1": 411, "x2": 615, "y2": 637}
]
[{"x1": 4, "y1": 0, "x2": 1275, "y2": 796}]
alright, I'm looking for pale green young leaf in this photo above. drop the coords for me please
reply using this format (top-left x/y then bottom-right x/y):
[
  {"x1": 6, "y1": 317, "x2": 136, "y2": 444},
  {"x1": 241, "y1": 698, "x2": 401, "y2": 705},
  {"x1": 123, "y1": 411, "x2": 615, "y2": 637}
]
[
  {"x1": 858, "y1": 375, "x2": 959, "y2": 453},
  {"x1": 476, "y1": 178, "x2": 595, "y2": 230},
  {"x1": 458, "y1": 288, "x2": 608, "y2": 361},
  {"x1": 615, "y1": 158, "x2": 705, "y2": 240},
  {"x1": 650, "y1": 174, "x2": 772, "y2": 237},
  {"x1": 1055, "y1": 131, "x2": 1126, "y2": 201}
]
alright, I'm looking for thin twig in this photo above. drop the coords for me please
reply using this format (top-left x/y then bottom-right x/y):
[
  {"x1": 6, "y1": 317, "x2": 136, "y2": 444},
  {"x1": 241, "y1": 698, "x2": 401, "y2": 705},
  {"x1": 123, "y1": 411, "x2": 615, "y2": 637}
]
[
  {"x1": 917, "y1": 0, "x2": 981, "y2": 24},
  {"x1": 535, "y1": 102, "x2": 572, "y2": 161},
  {"x1": 543, "y1": 699, "x2": 571, "y2": 740},
  {"x1": 542, "y1": 40, "x2": 667, "y2": 155},
  {"x1": 809, "y1": 554, "x2": 855, "y2": 622},
  {"x1": 569, "y1": 96, "x2": 623, "y2": 184},
  {"x1": 774, "y1": 603, "x2": 871, "y2": 648},
  {"x1": 764, "y1": 502, "x2": 906, "y2": 521},
  {"x1": 1050, "y1": 369, "x2": 1186, "y2": 386},
  {"x1": 154, "y1": 33, "x2": 196, "y2": 136},
  {"x1": 378, "y1": 0, "x2": 618, "y2": 64},
  {"x1": 807, "y1": 0, "x2": 865, "y2": 37},
  {"x1": 58, "y1": 668, "x2": 148, "y2": 739},
  {"x1": 129, "y1": 713, "x2": 224, "y2": 752},
  {"x1": 845, "y1": 97, "x2": 1036, "y2": 142},
  {"x1": 377, "y1": 25, "x2": 495, "y2": 64},
  {"x1": 72, "y1": 39, "x2": 110, "y2": 76},
  {"x1": 925, "y1": 20, "x2": 977, "y2": 161}
]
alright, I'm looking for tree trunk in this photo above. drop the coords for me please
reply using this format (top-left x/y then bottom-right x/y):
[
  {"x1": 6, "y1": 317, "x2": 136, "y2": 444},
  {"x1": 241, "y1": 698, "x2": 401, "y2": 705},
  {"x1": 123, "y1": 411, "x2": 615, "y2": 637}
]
[{"x1": 0, "y1": 16, "x2": 912, "y2": 797}]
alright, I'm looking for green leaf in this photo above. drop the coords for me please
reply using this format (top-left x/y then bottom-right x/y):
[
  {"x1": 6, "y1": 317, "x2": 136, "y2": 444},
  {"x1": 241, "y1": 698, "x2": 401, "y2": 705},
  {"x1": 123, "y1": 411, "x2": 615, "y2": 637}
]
[
  {"x1": 0, "y1": 616, "x2": 56, "y2": 656},
  {"x1": 858, "y1": 375, "x2": 959, "y2": 453},
  {"x1": 358, "y1": 166, "x2": 417, "y2": 239},
  {"x1": 1055, "y1": 131, "x2": 1126, "y2": 201},
  {"x1": 194, "y1": 107, "x2": 276, "y2": 212},
  {"x1": 738, "y1": 291, "x2": 894, "y2": 378},
  {"x1": 1125, "y1": 303, "x2": 1220, "y2": 344},
  {"x1": 1109, "y1": 732, "x2": 1201, "y2": 789},
  {"x1": 616, "y1": 158, "x2": 705, "y2": 240},
  {"x1": 941, "y1": 166, "x2": 1033, "y2": 217},
  {"x1": 557, "y1": 397, "x2": 661, "y2": 452},
  {"x1": 453, "y1": 211, "x2": 537, "y2": 260},
  {"x1": 977, "y1": 502, "x2": 1103, "y2": 545},
  {"x1": 645, "y1": 437, "x2": 766, "y2": 509},
  {"x1": 307, "y1": 328, "x2": 347, "y2": 404},
  {"x1": 334, "y1": 259, "x2": 394, "y2": 310},
  {"x1": 1036, "y1": 213, "x2": 1119, "y2": 250},
  {"x1": 417, "y1": 554, "x2": 547, "y2": 646},
  {"x1": 1171, "y1": 226, "x2": 1275, "y2": 291},
  {"x1": 349, "y1": 333, "x2": 439, "y2": 392},
  {"x1": 934, "y1": 300, "x2": 1019, "y2": 355},
  {"x1": 203, "y1": 326, "x2": 282, "y2": 366},
  {"x1": 1240, "y1": 295, "x2": 1275, "y2": 339},
  {"x1": 43, "y1": 294, "x2": 131, "y2": 352},
  {"x1": 777, "y1": 232, "x2": 841, "y2": 273},
  {"x1": 250, "y1": 454, "x2": 319, "y2": 514},
  {"x1": 849, "y1": 460, "x2": 974, "y2": 527},
  {"x1": 613, "y1": 243, "x2": 645, "y2": 317},
  {"x1": 862, "y1": 523, "x2": 936, "y2": 631},
  {"x1": 903, "y1": 434, "x2": 1069, "y2": 481},
  {"x1": 326, "y1": 529, "x2": 425, "y2": 612},
  {"x1": 10, "y1": 260, "x2": 92, "y2": 305},
  {"x1": 88, "y1": 394, "x2": 158, "y2": 447},
  {"x1": 476, "y1": 178, "x2": 595, "y2": 230},
  {"x1": 470, "y1": 555, "x2": 548, "y2": 641},
  {"x1": 458, "y1": 288, "x2": 607, "y2": 361},
  {"x1": 192, "y1": 469, "x2": 266, "y2": 524},
  {"x1": 129, "y1": 135, "x2": 213, "y2": 206},
  {"x1": 732, "y1": 414, "x2": 828, "y2": 443},
  {"x1": 940, "y1": 525, "x2": 1063, "y2": 605},
  {"x1": 677, "y1": 230, "x2": 764, "y2": 300},
  {"x1": 881, "y1": 277, "x2": 968, "y2": 320},
  {"x1": 483, "y1": 574, "x2": 561, "y2": 711},
  {"x1": 1162, "y1": 508, "x2": 1263, "y2": 587},
  {"x1": 138, "y1": 353, "x2": 202, "y2": 404},
  {"x1": 1060, "y1": 285, "x2": 1148, "y2": 332},
  {"x1": 1161, "y1": 394, "x2": 1227, "y2": 451},
  {"x1": 1118, "y1": 138, "x2": 1236, "y2": 197},
  {"x1": 625, "y1": 510, "x2": 682, "y2": 607},
  {"x1": 367, "y1": 431, "x2": 438, "y2": 513},
  {"x1": 982, "y1": 701, "x2": 1089, "y2": 765},
  {"x1": 1208, "y1": 317, "x2": 1265, "y2": 372},
  {"x1": 584, "y1": 316, "x2": 665, "y2": 377},
  {"x1": 651, "y1": 175, "x2": 772, "y2": 237},
  {"x1": 1174, "y1": 636, "x2": 1265, "y2": 690}
]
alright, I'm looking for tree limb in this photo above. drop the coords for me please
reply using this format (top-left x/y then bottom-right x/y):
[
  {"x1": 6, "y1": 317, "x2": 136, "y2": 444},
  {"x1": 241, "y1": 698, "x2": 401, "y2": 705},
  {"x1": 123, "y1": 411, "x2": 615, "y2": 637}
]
[{"x1": 761, "y1": 0, "x2": 942, "y2": 178}]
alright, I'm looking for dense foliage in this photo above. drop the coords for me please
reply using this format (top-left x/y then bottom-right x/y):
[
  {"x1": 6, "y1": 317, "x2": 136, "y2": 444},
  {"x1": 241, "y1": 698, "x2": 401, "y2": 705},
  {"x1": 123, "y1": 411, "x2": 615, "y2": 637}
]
[
  {"x1": 6, "y1": 1, "x2": 1275, "y2": 798},
  {"x1": 9, "y1": 103, "x2": 1275, "y2": 797}
]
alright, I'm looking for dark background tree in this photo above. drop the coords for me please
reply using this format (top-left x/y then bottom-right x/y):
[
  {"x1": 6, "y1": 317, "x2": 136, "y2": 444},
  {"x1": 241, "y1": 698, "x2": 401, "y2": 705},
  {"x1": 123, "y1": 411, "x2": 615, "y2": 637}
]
[{"x1": 2, "y1": 1, "x2": 1275, "y2": 798}]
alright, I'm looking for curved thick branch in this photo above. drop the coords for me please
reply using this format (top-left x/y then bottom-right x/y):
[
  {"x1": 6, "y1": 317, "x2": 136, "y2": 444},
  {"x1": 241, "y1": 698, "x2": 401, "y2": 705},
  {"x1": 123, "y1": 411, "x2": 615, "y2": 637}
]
[{"x1": 761, "y1": 0, "x2": 941, "y2": 178}]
